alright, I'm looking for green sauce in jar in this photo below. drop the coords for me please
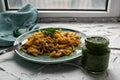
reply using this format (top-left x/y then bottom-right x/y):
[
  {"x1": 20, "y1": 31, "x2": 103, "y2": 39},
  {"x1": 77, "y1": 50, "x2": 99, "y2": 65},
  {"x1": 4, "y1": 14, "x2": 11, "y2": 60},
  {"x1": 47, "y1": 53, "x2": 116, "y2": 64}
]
[{"x1": 81, "y1": 36, "x2": 110, "y2": 73}]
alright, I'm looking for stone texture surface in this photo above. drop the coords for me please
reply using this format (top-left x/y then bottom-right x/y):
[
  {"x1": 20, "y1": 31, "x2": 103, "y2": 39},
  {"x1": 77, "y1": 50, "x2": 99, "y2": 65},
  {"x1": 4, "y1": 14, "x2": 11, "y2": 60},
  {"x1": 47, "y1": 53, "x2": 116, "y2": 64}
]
[{"x1": 0, "y1": 21, "x2": 120, "y2": 80}]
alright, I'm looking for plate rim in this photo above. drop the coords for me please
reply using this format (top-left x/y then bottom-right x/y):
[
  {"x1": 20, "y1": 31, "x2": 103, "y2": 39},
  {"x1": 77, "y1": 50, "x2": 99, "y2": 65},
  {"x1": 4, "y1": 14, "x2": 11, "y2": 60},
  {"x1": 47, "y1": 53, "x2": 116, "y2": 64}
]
[{"x1": 14, "y1": 27, "x2": 86, "y2": 64}]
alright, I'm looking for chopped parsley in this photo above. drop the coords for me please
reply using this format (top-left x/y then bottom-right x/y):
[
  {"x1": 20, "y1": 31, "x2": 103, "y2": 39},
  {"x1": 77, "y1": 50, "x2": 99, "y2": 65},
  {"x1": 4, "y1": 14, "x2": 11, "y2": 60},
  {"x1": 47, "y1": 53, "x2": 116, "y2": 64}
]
[{"x1": 41, "y1": 28, "x2": 58, "y2": 37}]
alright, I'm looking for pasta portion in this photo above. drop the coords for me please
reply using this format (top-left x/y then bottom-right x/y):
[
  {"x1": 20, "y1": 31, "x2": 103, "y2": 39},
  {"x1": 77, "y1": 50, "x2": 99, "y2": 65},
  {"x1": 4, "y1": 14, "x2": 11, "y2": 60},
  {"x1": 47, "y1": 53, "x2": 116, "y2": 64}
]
[{"x1": 21, "y1": 29, "x2": 81, "y2": 58}]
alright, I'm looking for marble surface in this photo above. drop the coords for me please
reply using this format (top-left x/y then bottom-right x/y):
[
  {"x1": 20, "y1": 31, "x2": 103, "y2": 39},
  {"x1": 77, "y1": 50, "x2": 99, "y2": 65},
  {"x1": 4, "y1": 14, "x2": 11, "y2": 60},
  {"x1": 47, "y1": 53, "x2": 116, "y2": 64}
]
[{"x1": 0, "y1": 22, "x2": 120, "y2": 80}]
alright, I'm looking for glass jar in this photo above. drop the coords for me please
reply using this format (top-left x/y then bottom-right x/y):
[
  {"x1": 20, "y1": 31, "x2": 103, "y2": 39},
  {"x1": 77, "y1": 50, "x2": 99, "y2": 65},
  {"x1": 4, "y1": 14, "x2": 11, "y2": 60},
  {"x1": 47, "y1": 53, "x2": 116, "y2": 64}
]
[{"x1": 81, "y1": 36, "x2": 110, "y2": 73}]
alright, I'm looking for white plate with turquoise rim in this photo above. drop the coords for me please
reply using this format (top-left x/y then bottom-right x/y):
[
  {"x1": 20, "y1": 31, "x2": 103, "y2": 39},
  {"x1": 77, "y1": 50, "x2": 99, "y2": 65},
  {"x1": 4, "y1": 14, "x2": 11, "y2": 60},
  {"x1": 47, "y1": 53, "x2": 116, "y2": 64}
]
[{"x1": 14, "y1": 28, "x2": 86, "y2": 64}]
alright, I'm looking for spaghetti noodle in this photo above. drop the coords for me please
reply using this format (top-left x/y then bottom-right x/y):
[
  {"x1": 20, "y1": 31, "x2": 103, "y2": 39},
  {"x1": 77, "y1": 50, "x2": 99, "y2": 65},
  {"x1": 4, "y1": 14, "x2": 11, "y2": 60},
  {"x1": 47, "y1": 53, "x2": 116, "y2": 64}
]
[{"x1": 21, "y1": 29, "x2": 81, "y2": 58}]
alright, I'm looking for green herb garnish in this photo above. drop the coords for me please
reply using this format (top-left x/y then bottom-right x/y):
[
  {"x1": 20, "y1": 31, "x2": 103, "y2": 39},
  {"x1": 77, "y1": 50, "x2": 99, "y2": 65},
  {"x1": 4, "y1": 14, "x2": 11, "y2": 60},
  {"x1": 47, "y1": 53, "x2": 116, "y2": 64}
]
[{"x1": 41, "y1": 28, "x2": 57, "y2": 37}]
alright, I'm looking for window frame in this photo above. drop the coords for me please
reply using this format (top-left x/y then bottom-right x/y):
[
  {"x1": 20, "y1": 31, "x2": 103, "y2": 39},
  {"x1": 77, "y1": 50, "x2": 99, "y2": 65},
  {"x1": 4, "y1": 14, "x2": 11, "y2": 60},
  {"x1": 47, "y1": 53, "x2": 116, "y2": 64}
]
[
  {"x1": 5, "y1": 0, "x2": 109, "y2": 11},
  {"x1": 1, "y1": 0, "x2": 120, "y2": 17}
]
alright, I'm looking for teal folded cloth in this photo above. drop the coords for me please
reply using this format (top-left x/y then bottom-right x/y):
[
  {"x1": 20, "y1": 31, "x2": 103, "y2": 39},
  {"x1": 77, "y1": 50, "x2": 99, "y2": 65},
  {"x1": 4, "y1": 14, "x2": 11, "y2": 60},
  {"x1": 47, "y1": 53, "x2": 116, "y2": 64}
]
[{"x1": 0, "y1": 4, "x2": 38, "y2": 46}]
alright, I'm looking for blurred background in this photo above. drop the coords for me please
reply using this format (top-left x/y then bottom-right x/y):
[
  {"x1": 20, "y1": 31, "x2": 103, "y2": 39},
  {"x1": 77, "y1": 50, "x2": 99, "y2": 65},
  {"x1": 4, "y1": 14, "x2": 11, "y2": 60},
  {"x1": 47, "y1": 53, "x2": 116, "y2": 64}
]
[{"x1": 7, "y1": 0, "x2": 107, "y2": 10}]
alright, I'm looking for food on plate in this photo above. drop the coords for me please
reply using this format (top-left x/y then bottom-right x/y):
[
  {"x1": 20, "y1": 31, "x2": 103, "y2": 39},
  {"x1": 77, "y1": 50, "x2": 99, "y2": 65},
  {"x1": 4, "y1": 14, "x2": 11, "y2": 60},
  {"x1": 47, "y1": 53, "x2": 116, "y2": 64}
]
[{"x1": 20, "y1": 28, "x2": 81, "y2": 58}]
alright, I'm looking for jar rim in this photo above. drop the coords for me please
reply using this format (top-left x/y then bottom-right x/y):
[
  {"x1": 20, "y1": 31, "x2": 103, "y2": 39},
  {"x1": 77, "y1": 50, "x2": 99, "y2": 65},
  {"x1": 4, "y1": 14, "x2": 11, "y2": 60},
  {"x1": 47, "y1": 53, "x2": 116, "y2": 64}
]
[{"x1": 85, "y1": 36, "x2": 109, "y2": 47}]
